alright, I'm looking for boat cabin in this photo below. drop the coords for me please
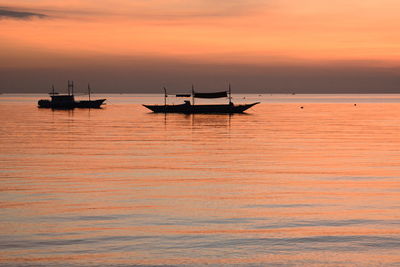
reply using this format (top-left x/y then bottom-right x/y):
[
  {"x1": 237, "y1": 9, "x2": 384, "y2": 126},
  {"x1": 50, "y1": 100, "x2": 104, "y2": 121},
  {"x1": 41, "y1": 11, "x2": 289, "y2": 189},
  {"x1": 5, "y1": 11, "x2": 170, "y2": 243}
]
[{"x1": 50, "y1": 95, "x2": 75, "y2": 105}]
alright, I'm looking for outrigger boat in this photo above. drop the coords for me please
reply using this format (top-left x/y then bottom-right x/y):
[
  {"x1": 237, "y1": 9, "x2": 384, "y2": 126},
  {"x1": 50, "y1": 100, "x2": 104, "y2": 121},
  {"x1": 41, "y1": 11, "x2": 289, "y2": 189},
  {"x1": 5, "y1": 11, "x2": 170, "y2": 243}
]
[
  {"x1": 38, "y1": 81, "x2": 106, "y2": 109},
  {"x1": 143, "y1": 85, "x2": 259, "y2": 114}
]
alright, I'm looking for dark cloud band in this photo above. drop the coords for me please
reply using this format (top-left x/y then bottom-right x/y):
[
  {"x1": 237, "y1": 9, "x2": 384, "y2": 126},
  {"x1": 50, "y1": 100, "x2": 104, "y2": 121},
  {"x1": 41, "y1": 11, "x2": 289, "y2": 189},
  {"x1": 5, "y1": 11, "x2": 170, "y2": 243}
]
[{"x1": 0, "y1": 8, "x2": 47, "y2": 19}]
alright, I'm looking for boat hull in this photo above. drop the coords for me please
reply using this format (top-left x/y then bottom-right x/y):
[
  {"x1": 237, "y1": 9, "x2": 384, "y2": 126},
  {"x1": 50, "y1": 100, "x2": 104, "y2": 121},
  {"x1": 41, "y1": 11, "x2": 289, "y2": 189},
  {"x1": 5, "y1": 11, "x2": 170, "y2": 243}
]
[
  {"x1": 143, "y1": 102, "x2": 259, "y2": 114},
  {"x1": 75, "y1": 99, "x2": 106, "y2": 108}
]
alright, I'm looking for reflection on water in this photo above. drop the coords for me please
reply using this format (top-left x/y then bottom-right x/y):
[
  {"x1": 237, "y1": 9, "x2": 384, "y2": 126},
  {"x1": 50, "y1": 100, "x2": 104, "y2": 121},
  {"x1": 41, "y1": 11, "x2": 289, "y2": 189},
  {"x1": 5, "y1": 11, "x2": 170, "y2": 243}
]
[{"x1": 1, "y1": 94, "x2": 400, "y2": 266}]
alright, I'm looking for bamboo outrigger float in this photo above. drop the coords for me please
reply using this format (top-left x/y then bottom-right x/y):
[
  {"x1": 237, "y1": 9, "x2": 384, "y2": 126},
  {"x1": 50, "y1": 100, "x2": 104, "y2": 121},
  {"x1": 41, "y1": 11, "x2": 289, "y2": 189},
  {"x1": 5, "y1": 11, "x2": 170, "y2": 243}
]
[{"x1": 143, "y1": 84, "x2": 259, "y2": 114}]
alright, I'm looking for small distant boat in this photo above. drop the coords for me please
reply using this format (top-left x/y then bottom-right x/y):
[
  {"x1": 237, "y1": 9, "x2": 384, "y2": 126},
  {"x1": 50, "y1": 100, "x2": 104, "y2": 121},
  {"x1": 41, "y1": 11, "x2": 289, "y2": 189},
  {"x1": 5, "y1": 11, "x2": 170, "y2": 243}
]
[
  {"x1": 38, "y1": 81, "x2": 106, "y2": 109},
  {"x1": 143, "y1": 85, "x2": 259, "y2": 114}
]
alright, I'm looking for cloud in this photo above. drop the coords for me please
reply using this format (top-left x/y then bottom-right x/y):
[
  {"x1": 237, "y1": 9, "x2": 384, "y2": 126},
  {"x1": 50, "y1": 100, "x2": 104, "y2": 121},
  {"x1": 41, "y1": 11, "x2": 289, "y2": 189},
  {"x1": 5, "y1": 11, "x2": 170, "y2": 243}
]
[
  {"x1": 0, "y1": 0, "x2": 270, "y2": 21},
  {"x1": 0, "y1": 8, "x2": 47, "y2": 20}
]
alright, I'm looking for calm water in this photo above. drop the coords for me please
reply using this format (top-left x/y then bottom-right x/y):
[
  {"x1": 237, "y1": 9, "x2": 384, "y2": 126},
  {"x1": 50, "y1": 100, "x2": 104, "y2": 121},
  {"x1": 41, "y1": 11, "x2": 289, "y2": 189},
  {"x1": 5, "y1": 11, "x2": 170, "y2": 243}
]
[{"x1": 1, "y1": 94, "x2": 400, "y2": 266}]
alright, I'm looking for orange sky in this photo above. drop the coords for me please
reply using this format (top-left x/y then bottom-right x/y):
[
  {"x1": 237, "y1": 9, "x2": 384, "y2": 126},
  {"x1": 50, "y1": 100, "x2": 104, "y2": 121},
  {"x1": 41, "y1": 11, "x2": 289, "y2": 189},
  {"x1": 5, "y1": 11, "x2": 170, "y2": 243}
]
[{"x1": 1, "y1": 0, "x2": 400, "y2": 92}]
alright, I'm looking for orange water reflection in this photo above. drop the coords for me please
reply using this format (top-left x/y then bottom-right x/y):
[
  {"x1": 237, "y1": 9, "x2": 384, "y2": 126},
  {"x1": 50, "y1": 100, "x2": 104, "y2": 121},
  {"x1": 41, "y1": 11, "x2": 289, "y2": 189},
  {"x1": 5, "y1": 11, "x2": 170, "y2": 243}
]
[{"x1": 1, "y1": 97, "x2": 400, "y2": 265}]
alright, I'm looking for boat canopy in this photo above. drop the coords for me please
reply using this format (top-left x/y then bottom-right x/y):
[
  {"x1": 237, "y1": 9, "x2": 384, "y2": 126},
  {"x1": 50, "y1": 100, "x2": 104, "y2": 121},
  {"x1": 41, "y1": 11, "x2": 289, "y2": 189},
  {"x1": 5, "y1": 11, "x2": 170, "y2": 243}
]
[
  {"x1": 193, "y1": 91, "x2": 228, "y2": 98},
  {"x1": 175, "y1": 94, "x2": 191, "y2": 97}
]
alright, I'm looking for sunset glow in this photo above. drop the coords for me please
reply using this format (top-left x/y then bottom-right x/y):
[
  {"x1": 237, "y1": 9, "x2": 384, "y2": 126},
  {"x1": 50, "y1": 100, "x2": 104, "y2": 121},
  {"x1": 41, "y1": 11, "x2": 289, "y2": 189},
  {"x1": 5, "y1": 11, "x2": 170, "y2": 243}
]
[{"x1": 1, "y1": 0, "x2": 400, "y2": 92}]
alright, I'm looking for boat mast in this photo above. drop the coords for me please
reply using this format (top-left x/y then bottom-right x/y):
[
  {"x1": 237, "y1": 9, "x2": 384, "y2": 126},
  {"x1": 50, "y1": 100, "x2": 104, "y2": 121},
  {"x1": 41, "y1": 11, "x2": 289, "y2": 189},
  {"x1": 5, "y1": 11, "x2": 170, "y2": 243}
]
[
  {"x1": 51, "y1": 84, "x2": 55, "y2": 95},
  {"x1": 67, "y1": 80, "x2": 70, "y2": 95},
  {"x1": 192, "y1": 84, "x2": 195, "y2": 105},
  {"x1": 88, "y1": 83, "x2": 91, "y2": 101},
  {"x1": 67, "y1": 80, "x2": 74, "y2": 96},
  {"x1": 228, "y1": 83, "x2": 232, "y2": 104},
  {"x1": 163, "y1": 86, "x2": 167, "y2": 106}
]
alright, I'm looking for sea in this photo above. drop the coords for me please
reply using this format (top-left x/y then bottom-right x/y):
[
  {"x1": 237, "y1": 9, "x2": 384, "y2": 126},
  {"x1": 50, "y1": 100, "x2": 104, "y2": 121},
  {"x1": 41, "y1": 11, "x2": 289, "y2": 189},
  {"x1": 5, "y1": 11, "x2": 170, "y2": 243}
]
[{"x1": 1, "y1": 94, "x2": 400, "y2": 266}]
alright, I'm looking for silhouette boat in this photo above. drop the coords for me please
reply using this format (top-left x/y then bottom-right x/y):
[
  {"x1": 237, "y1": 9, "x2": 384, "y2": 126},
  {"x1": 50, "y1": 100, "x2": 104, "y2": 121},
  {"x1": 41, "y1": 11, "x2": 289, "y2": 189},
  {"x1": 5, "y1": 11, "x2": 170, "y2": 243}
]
[
  {"x1": 38, "y1": 81, "x2": 106, "y2": 109},
  {"x1": 143, "y1": 85, "x2": 259, "y2": 114}
]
